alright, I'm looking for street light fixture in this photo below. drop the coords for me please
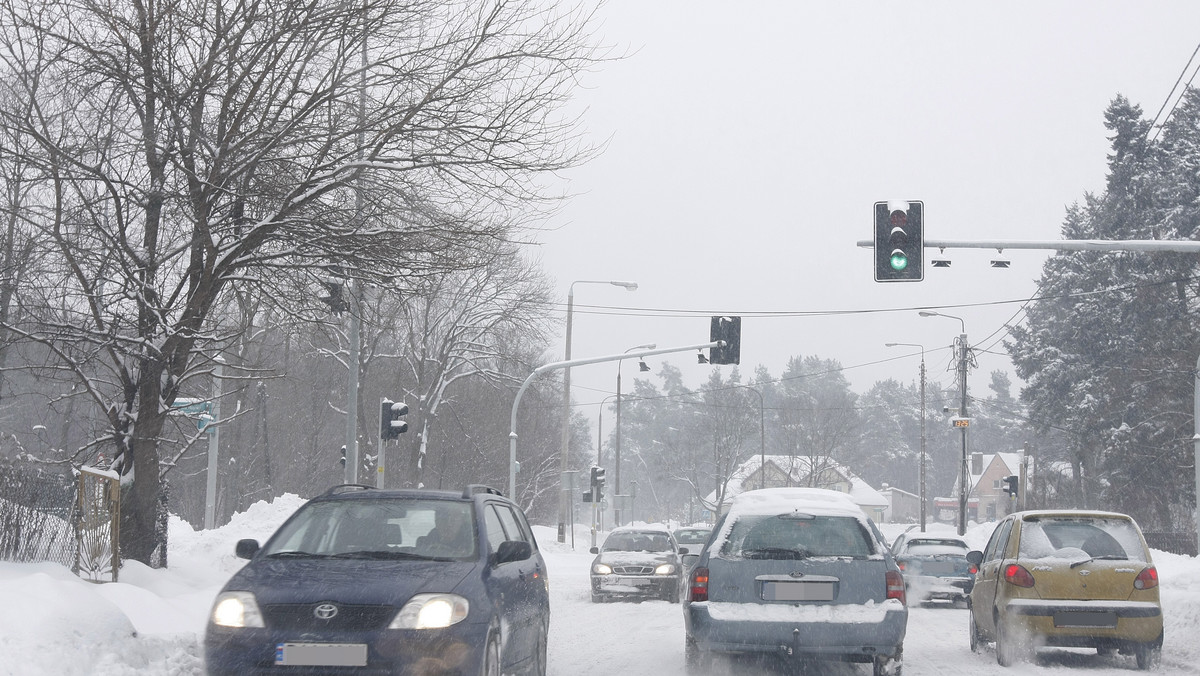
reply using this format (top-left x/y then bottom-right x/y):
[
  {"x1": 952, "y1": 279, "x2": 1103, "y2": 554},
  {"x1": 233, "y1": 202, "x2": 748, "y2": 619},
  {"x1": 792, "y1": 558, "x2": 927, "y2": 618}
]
[
  {"x1": 886, "y1": 342, "x2": 927, "y2": 532},
  {"x1": 615, "y1": 343, "x2": 655, "y2": 527},
  {"x1": 558, "y1": 280, "x2": 638, "y2": 543},
  {"x1": 920, "y1": 310, "x2": 971, "y2": 536}
]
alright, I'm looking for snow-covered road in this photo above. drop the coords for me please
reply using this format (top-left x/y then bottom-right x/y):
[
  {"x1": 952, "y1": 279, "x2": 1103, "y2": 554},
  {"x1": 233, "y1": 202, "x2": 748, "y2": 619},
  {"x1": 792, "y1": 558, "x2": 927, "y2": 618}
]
[{"x1": 542, "y1": 539, "x2": 1197, "y2": 675}]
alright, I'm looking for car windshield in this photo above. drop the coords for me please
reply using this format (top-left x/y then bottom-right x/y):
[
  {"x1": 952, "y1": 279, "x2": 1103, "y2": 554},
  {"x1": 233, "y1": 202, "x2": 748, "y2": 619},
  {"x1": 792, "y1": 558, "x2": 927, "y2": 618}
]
[
  {"x1": 603, "y1": 531, "x2": 673, "y2": 552},
  {"x1": 260, "y1": 498, "x2": 477, "y2": 561},
  {"x1": 1019, "y1": 516, "x2": 1147, "y2": 562},
  {"x1": 719, "y1": 513, "x2": 873, "y2": 559}
]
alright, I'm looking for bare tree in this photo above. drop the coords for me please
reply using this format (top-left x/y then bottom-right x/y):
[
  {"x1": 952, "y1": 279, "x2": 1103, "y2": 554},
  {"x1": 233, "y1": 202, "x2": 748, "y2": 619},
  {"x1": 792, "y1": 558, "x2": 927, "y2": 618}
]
[{"x1": 0, "y1": 0, "x2": 602, "y2": 564}]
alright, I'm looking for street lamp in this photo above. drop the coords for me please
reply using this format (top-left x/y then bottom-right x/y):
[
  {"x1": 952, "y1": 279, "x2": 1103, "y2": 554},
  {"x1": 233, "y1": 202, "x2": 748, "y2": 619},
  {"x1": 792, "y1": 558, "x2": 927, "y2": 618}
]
[
  {"x1": 615, "y1": 343, "x2": 655, "y2": 527},
  {"x1": 558, "y1": 280, "x2": 638, "y2": 543},
  {"x1": 886, "y1": 342, "x2": 927, "y2": 532},
  {"x1": 920, "y1": 311, "x2": 971, "y2": 536}
]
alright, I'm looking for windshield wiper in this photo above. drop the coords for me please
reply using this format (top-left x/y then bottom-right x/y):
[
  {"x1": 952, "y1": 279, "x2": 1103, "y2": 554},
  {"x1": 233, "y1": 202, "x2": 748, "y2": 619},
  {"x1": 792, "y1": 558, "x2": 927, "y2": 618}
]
[
  {"x1": 266, "y1": 551, "x2": 329, "y2": 559},
  {"x1": 1070, "y1": 554, "x2": 1127, "y2": 568},
  {"x1": 743, "y1": 547, "x2": 809, "y2": 560},
  {"x1": 329, "y1": 550, "x2": 439, "y2": 560}
]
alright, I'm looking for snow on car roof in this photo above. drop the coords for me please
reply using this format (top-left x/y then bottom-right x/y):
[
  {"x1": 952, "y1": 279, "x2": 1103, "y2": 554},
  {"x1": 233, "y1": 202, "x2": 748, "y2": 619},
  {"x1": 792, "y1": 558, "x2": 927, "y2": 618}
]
[{"x1": 727, "y1": 487, "x2": 865, "y2": 518}]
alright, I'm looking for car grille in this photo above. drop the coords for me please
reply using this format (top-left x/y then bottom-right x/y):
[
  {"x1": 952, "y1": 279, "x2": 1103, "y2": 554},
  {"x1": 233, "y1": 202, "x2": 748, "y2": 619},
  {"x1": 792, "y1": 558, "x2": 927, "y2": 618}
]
[
  {"x1": 262, "y1": 603, "x2": 396, "y2": 631},
  {"x1": 613, "y1": 565, "x2": 655, "y2": 575}
]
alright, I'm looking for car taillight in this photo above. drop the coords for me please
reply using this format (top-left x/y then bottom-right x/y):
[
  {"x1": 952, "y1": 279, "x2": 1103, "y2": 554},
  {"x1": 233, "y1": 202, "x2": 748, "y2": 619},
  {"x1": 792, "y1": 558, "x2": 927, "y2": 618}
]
[
  {"x1": 1134, "y1": 566, "x2": 1159, "y2": 590},
  {"x1": 885, "y1": 570, "x2": 906, "y2": 604},
  {"x1": 896, "y1": 561, "x2": 906, "y2": 571},
  {"x1": 968, "y1": 564, "x2": 978, "y2": 575},
  {"x1": 1004, "y1": 564, "x2": 1035, "y2": 588},
  {"x1": 689, "y1": 566, "x2": 709, "y2": 602}
]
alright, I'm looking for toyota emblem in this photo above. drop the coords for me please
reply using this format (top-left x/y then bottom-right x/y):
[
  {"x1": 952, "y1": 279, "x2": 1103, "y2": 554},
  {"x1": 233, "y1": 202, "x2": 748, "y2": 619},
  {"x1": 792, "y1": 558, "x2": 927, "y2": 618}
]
[{"x1": 314, "y1": 603, "x2": 339, "y2": 620}]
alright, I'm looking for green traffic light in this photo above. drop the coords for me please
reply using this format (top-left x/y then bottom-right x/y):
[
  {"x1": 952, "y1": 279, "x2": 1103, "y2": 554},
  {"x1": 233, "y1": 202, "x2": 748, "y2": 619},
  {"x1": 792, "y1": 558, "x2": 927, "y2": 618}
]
[{"x1": 890, "y1": 252, "x2": 908, "y2": 271}]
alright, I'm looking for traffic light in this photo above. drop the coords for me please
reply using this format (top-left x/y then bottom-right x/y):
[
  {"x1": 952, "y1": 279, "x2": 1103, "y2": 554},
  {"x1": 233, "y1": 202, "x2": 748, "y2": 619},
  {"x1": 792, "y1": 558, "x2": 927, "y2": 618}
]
[
  {"x1": 1002, "y1": 475, "x2": 1019, "y2": 497},
  {"x1": 380, "y1": 399, "x2": 409, "y2": 440},
  {"x1": 319, "y1": 281, "x2": 349, "y2": 313},
  {"x1": 590, "y1": 466, "x2": 606, "y2": 500},
  {"x1": 709, "y1": 315, "x2": 741, "y2": 365},
  {"x1": 873, "y1": 200, "x2": 923, "y2": 282}
]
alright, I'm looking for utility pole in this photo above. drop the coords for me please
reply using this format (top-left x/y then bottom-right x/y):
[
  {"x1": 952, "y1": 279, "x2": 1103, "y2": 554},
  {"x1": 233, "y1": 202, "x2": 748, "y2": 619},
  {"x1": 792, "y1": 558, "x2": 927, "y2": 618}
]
[{"x1": 956, "y1": 331, "x2": 969, "y2": 536}]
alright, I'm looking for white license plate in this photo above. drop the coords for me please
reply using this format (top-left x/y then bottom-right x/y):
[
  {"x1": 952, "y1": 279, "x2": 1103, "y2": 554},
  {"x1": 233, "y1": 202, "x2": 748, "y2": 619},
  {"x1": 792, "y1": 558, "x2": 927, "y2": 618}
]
[
  {"x1": 275, "y1": 642, "x2": 368, "y2": 666},
  {"x1": 762, "y1": 581, "x2": 835, "y2": 601}
]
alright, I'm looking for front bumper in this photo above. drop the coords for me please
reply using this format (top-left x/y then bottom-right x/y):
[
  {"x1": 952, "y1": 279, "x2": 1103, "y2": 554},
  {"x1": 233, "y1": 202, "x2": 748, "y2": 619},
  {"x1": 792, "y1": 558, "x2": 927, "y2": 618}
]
[
  {"x1": 204, "y1": 621, "x2": 489, "y2": 676},
  {"x1": 591, "y1": 573, "x2": 678, "y2": 599},
  {"x1": 685, "y1": 600, "x2": 907, "y2": 661}
]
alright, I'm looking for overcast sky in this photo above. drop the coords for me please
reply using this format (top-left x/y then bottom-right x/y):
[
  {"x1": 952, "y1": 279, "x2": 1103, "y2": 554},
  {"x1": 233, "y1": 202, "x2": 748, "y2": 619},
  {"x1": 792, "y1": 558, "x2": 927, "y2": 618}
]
[{"x1": 532, "y1": 1, "x2": 1200, "y2": 424}]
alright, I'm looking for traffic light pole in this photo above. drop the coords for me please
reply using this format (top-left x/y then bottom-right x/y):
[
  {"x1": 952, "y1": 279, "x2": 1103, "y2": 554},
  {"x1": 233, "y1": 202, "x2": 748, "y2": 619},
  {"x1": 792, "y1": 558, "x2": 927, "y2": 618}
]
[
  {"x1": 508, "y1": 341, "x2": 722, "y2": 499},
  {"x1": 857, "y1": 238, "x2": 1200, "y2": 254}
]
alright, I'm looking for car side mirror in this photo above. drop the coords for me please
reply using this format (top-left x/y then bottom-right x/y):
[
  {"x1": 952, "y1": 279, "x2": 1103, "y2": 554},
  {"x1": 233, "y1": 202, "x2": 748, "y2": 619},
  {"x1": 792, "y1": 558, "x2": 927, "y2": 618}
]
[
  {"x1": 589, "y1": 546, "x2": 599, "y2": 555},
  {"x1": 966, "y1": 550, "x2": 984, "y2": 565},
  {"x1": 235, "y1": 538, "x2": 260, "y2": 559},
  {"x1": 494, "y1": 540, "x2": 532, "y2": 565}
]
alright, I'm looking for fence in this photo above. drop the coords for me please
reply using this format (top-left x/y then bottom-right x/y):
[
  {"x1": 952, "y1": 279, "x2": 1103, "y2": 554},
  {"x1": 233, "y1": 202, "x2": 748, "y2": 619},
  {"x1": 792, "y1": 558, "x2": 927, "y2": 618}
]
[
  {"x1": 0, "y1": 458, "x2": 122, "y2": 582},
  {"x1": 1143, "y1": 531, "x2": 1198, "y2": 557}
]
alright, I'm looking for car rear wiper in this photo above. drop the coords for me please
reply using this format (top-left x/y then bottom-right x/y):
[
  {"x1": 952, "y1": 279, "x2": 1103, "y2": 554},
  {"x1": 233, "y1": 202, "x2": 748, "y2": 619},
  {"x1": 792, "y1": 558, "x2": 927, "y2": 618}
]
[
  {"x1": 743, "y1": 547, "x2": 809, "y2": 560},
  {"x1": 1070, "y1": 554, "x2": 1128, "y2": 568}
]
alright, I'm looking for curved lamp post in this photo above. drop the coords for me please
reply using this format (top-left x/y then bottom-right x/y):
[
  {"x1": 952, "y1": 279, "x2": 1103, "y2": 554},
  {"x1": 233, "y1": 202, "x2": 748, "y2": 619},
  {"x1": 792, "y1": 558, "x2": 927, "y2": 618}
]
[{"x1": 558, "y1": 280, "x2": 638, "y2": 542}]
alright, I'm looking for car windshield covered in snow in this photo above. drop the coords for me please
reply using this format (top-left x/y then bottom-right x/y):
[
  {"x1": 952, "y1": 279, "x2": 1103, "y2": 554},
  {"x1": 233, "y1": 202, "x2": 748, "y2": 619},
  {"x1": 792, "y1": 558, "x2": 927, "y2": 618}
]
[
  {"x1": 258, "y1": 497, "x2": 477, "y2": 561},
  {"x1": 602, "y1": 531, "x2": 674, "y2": 552},
  {"x1": 718, "y1": 513, "x2": 874, "y2": 559}
]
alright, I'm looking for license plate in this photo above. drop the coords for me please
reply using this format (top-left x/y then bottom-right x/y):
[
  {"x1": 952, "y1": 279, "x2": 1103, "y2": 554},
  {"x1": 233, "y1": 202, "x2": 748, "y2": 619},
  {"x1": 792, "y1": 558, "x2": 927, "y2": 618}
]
[
  {"x1": 275, "y1": 643, "x2": 368, "y2": 666},
  {"x1": 1053, "y1": 611, "x2": 1117, "y2": 628},
  {"x1": 919, "y1": 561, "x2": 955, "y2": 575},
  {"x1": 762, "y1": 581, "x2": 834, "y2": 601}
]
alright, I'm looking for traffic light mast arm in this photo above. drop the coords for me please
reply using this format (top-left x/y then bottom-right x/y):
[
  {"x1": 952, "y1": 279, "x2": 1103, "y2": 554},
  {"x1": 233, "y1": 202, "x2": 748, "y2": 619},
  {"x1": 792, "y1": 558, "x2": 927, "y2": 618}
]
[{"x1": 856, "y1": 238, "x2": 1200, "y2": 253}]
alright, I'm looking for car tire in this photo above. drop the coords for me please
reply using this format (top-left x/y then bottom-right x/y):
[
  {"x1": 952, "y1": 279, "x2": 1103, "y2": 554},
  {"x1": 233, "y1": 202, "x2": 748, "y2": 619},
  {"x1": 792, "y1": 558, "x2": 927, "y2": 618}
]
[
  {"x1": 481, "y1": 634, "x2": 500, "y2": 676},
  {"x1": 873, "y1": 648, "x2": 902, "y2": 676},
  {"x1": 529, "y1": 621, "x2": 548, "y2": 676},
  {"x1": 995, "y1": 616, "x2": 1021, "y2": 667},
  {"x1": 684, "y1": 636, "x2": 711, "y2": 674},
  {"x1": 1135, "y1": 643, "x2": 1161, "y2": 670},
  {"x1": 591, "y1": 592, "x2": 603, "y2": 603},
  {"x1": 667, "y1": 582, "x2": 681, "y2": 604},
  {"x1": 969, "y1": 611, "x2": 984, "y2": 654}
]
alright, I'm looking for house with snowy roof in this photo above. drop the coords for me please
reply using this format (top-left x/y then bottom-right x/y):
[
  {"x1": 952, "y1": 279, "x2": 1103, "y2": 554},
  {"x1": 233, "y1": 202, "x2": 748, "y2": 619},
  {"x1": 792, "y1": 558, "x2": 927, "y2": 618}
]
[
  {"x1": 935, "y1": 451, "x2": 1028, "y2": 525},
  {"x1": 704, "y1": 454, "x2": 889, "y2": 522}
]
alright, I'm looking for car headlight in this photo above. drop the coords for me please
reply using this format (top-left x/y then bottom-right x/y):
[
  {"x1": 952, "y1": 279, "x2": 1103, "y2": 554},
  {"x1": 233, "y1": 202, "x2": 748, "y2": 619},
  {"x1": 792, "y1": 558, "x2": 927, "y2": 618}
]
[
  {"x1": 593, "y1": 563, "x2": 613, "y2": 575},
  {"x1": 389, "y1": 594, "x2": 469, "y2": 629},
  {"x1": 655, "y1": 564, "x2": 677, "y2": 575},
  {"x1": 210, "y1": 591, "x2": 264, "y2": 628}
]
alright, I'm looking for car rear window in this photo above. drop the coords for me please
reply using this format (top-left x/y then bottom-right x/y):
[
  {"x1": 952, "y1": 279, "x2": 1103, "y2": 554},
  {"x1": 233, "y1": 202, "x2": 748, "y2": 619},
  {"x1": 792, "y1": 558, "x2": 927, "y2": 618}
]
[
  {"x1": 905, "y1": 541, "x2": 968, "y2": 556},
  {"x1": 718, "y1": 514, "x2": 873, "y2": 559},
  {"x1": 1018, "y1": 517, "x2": 1147, "y2": 562}
]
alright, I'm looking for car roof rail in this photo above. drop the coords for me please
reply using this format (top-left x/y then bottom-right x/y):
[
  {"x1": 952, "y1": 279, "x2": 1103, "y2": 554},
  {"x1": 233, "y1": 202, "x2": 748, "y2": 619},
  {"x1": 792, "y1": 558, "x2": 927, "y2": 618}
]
[
  {"x1": 463, "y1": 484, "x2": 503, "y2": 499},
  {"x1": 322, "y1": 484, "x2": 377, "y2": 497}
]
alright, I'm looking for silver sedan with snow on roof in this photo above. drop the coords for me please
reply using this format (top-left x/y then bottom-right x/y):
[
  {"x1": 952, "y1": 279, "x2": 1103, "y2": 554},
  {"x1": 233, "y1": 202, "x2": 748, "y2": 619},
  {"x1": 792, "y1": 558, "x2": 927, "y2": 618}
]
[
  {"x1": 683, "y1": 488, "x2": 908, "y2": 676},
  {"x1": 589, "y1": 526, "x2": 684, "y2": 603}
]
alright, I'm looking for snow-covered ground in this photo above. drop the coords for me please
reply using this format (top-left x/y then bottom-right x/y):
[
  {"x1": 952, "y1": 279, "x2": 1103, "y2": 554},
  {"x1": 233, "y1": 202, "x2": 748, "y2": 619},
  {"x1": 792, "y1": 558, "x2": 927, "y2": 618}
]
[{"x1": 1, "y1": 494, "x2": 1197, "y2": 675}]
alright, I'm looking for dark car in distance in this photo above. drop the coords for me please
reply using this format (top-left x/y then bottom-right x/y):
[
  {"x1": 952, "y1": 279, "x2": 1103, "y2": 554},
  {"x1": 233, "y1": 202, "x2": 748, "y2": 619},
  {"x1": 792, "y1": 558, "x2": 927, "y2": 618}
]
[
  {"x1": 204, "y1": 484, "x2": 549, "y2": 676},
  {"x1": 590, "y1": 526, "x2": 685, "y2": 603},
  {"x1": 673, "y1": 527, "x2": 712, "y2": 574},
  {"x1": 889, "y1": 533, "x2": 976, "y2": 606}
]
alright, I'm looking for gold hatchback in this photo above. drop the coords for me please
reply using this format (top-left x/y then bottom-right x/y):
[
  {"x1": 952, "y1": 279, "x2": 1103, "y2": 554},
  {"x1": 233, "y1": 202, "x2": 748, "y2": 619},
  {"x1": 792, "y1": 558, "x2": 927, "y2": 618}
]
[{"x1": 966, "y1": 510, "x2": 1162, "y2": 669}]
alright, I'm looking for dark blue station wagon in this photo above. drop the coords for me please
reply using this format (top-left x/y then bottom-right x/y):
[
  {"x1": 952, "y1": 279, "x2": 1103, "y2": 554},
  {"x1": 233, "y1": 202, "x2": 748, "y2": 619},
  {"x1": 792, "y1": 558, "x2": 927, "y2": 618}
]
[{"x1": 205, "y1": 484, "x2": 549, "y2": 676}]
